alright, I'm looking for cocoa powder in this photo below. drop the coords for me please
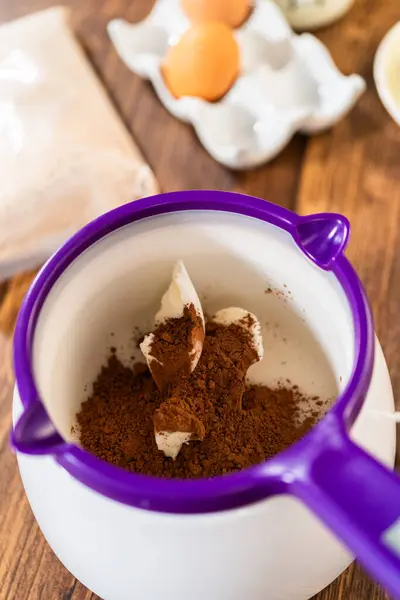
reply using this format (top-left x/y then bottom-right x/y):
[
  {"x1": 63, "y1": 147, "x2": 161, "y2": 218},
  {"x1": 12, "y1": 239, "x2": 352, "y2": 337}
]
[
  {"x1": 153, "y1": 317, "x2": 259, "y2": 442},
  {"x1": 77, "y1": 322, "x2": 320, "y2": 478},
  {"x1": 146, "y1": 303, "x2": 204, "y2": 391}
]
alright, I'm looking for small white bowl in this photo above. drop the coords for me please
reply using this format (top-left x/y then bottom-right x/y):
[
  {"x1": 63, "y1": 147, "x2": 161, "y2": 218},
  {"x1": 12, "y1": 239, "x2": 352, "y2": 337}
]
[
  {"x1": 108, "y1": 0, "x2": 365, "y2": 169},
  {"x1": 275, "y1": 0, "x2": 355, "y2": 31},
  {"x1": 374, "y1": 21, "x2": 400, "y2": 126}
]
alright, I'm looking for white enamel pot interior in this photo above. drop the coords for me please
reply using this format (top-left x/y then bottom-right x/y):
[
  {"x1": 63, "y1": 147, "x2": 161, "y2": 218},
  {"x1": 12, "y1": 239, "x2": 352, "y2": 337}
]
[{"x1": 13, "y1": 199, "x2": 395, "y2": 600}]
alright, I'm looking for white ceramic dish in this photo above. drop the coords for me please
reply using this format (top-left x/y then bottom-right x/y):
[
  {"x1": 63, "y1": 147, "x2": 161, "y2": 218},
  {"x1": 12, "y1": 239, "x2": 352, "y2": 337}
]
[
  {"x1": 108, "y1": 0, "x2": 365, "y2": 169},
  {"x1": 374, "y1": 21, "x2": 400, "y2": 126},
  {"x1": 274, "y1": 0, "x2": 355, "y2": 31}
]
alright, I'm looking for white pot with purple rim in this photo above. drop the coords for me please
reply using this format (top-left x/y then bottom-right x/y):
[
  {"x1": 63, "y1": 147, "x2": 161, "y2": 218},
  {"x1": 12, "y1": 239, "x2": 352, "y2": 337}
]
[{"x1": 11, "y1": 191, "x2": 400, "y2": 600}]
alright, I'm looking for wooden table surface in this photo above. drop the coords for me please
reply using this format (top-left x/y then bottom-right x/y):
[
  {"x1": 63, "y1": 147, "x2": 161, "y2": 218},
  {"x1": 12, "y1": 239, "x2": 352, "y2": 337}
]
[{"x1": 0, "y1": 0, "x2": 399, "y2": 598}]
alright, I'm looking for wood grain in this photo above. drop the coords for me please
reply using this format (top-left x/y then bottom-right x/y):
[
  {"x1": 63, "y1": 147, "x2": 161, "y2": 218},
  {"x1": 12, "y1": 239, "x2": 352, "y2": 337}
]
[{"x1": 0, "y1": 0, "x2": 399, "y2": 599}]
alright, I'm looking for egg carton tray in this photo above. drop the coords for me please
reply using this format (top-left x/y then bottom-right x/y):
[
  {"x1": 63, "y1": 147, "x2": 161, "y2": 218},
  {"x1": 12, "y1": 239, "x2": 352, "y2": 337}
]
[{"x1": 108, "y1": 0, "x2": 365, "y2": 169}]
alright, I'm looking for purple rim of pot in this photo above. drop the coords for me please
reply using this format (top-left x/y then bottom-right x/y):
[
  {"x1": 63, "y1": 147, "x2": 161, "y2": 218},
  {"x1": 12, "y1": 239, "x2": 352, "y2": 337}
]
[{"x1": 13, "y1": 190, "x2": 374, "y2": 513}]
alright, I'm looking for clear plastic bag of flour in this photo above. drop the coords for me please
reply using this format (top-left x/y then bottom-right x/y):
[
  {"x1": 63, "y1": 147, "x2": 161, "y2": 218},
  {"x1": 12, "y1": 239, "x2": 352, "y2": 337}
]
[{"x1": 0, "y1": 7, "x2": 158, "y2": 280}]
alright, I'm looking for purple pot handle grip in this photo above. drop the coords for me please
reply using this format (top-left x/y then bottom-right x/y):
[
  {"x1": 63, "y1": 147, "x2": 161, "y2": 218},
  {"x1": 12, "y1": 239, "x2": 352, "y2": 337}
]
[
  {"x1": 293, "y1": 418, "x2": 400, "y2": 599},
  {"x1": 11, "y1": 401, "x2": 68, "y2": 455}
]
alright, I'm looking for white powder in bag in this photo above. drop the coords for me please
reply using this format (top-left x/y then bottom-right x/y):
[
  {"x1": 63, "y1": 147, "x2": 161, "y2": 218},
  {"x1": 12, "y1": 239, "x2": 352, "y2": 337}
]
[{"x1": 0, "y1": 7, "x2": 158, "y2": 279}]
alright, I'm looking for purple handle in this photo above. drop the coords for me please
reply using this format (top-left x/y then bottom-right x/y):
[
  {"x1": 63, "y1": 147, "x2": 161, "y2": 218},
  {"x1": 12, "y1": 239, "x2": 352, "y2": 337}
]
[
  {"x1": 11, "y1": 401, "x2": 68, "y2": 455},
  {"x1": 293, "y1": 417, "x2": 400, "y2": 599}
]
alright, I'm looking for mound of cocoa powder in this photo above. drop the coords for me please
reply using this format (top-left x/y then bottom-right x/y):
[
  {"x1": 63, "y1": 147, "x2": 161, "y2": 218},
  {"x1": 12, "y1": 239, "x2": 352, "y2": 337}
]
[
  {"x1": 152, "y1": 315, "x2": 260, "y2": 445},
  {"x1": 77, "y1": 321, "x2": 321, "y2": 478},
  {"x1": 145, "y1": 303, "x2": 204, "y2": 391}
]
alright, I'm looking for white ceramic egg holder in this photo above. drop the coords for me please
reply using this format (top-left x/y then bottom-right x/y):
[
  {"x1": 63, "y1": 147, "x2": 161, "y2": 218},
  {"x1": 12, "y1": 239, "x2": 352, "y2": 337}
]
[{"x1": 108, "y1": 0, "x2": 366, "y2": 169}]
